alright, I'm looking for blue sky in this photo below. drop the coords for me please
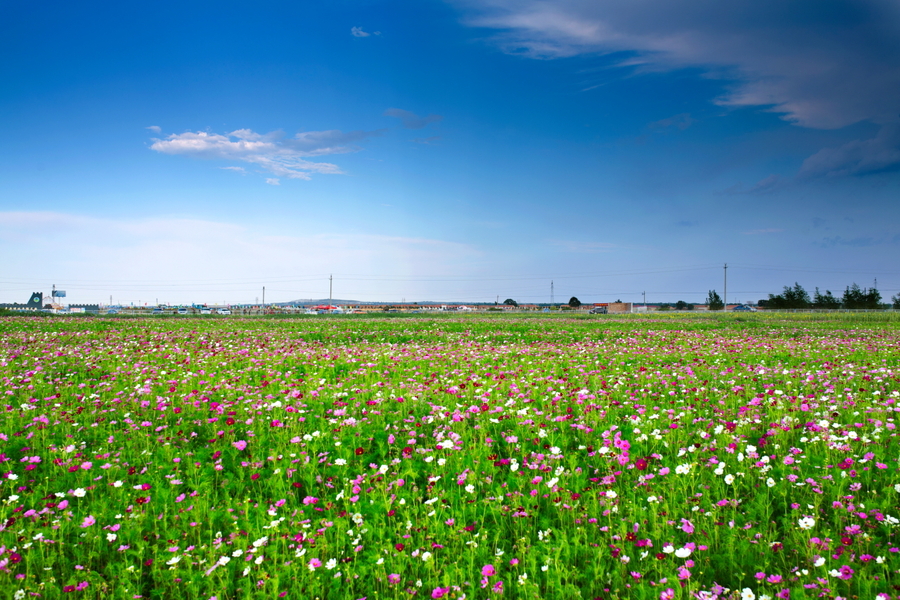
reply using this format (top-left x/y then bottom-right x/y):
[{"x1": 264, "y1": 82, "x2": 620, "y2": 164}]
[{"x1": 3, "y1": 0, "x2": 900, "y2": 306}]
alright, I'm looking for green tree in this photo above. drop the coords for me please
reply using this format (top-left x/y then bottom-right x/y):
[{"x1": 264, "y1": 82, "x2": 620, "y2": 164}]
[
  {"x1": 503, "y1": 298, "x2": 518, "y2": 307},
  {"x1": 768, "y1": 283, "x2": 811, "y2": 309},
  {"x1": 812, "y1": 287, "x2": 841, "y2": 309},
  {"x1": 892, "y1": 294, "x2": 900, "y2": 309},
  {"x1": 568, "y1": 296, "x2": 581, "y2": 308},
  {"x1": 842, "y1": 283, "x2": 882, "y2": 309},
  {"x1": 658, "y1": 303, "x2": 671, "y2": 311},
  {"x1": 706, "y1": 290, "x2": 724, "y2": 310}
]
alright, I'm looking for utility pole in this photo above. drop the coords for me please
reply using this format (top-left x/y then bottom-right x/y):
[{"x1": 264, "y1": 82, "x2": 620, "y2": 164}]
[
  {"x1": 551, "y1": 280, "x2": 554, "y2": 305},
  {"x1": 724, "y1": 263, "x2": 728, "y2": 309},
  {"x1": 329, "y1": 274, "x2": 333, "y2": 305},
  {"x1": 262, "y1": 286, "x2": 265, "y2": 308},
  {"x1": 643, "y1": 291, "x2": 646, "y2": 308}
]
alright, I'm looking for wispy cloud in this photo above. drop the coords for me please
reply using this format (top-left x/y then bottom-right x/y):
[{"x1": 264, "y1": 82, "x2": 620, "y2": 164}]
[
  {"x1": 818, "y1": 234, "x2": 900, "y2": 248},
  {"x1": 798, "y1": 124, "x2": 900, "y2": 179},
  {"x1": 718, "y1": 174, "x2": 787, "y2": 195},
  {"x1": 266, "y1": 178, "x2": 280, "y2": 185},
  {"x1": 455, "y1": 0, "x2": 900, "y2": 129},
  {"x1": 351, "y1": 26, "x2": 380, "y2": 37},
  {"x1": 412, "y1": 136, "x2": 442, "y2": 144},
  {"x1": 149, "y1": 127, "x2": 384, "y2": 181},
  {"x1": 384, "y1": 108, "x2": 443, "y2": 130},
  {"x1": 647, "y1": 113, "x2": 694, "y2": 131},
  {"x1": 146, "y1": 125, "x2": 161, "y2": 133},
  {"x1": 221, "y1": 166, "x2": 246, "y2": 174},
  {"x1": 0, "y1": 211, "x2": 481, "y2": 304}
]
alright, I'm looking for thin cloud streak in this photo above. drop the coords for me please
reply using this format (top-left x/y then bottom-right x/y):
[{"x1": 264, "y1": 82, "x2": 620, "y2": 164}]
[{"x1": 455, "y1": 0, "x2": 900, "y2": 128}]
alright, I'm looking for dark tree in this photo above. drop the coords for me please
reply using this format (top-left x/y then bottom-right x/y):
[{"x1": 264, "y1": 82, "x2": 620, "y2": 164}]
[
  {"x1": 568, "y1": 297, "x2": 581, "y2": 308},
  {"x1": 768, "y1": 283, "x2": 811, "y2": 309},
  {"x1": 674, "y1": 300, "x2": 688, "y2": 310},
  {"x1": 812, "y1": 287, "x2": 841, "y2": 309},
  {"x1": 842, "y1": 284, "x2": 881, "y2": 309},
  {"x1": 503, "y1": 298, "x2": 518, "y2": 307},
  {"x1": 706, "y1": 290, "x2": 724, "y2": 310},
  {"x1": 892, "y1": 294, "x2": 900, "y2": 309}
]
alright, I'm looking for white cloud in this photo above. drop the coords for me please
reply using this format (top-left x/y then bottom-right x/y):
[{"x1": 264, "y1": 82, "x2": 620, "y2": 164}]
[
  {"x1": 351, "y1": 26, "x2": 371, "y2": 37},
  {"x1": 455, "y1": 0, "x2": 900, "y2": 128},
  {"x1": 798, "y1": 124, "x2": 900, "y2": 179},
  {"x1": 146, "y1": 125, "x2": 161, "y2": 133},
  {"x1": 384, "y1": 108, "x2": 443, "y2": 130},
  {"x1": 221, "y1": 166, "x2": 246, "y2": 174},
  {"x1": 266, "y1": 178, "x2": 280, "y2": 185},
  {"x1": 0, "y1": 211, "x2": 481, "y2": 305},
  {"x1": 150, "y1": 127, "x2": 383, "y2": 181}
]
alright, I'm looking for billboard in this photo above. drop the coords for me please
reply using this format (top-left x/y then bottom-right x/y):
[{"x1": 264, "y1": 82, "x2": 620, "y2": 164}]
[{"x1": 52, "y1": 290, "x2": 66, "y2": 298}]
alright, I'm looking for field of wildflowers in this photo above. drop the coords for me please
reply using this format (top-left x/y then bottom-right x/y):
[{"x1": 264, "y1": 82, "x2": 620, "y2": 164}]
[{"x1": 1, "y1": 313, "x2": 899, "y2": 600}]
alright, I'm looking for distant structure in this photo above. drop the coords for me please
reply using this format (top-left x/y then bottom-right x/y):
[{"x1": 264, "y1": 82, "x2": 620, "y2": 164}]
[{"x1": 0, "y1": 292, "x2": 45, "y2": 311}]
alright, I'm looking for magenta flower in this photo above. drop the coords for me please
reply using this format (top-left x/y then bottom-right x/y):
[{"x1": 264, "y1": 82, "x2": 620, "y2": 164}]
[
  {"x1": 482, "y1": 564, "x2": 496, "y2": 577},
  {"x1": 431, "y1": 587, "x2": 450, "y2": 599},
  {"x1": 660, "y1": 589, "x2": 675, "y2": 600},
  {"x1": 232, "y1": 440, "x2": 248, "y2": 451},
  {"x1": 387, "y1": 574, "x2": 401, "y2": 584}
]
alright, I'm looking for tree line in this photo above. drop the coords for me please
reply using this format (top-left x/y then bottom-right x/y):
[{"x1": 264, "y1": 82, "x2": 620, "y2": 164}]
[{"x1": 759, "y1": 282, "x2": 899, "y2": 310}]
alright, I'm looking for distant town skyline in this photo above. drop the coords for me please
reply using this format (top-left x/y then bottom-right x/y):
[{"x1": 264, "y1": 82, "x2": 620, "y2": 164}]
[{"x1": 3, "y1": 1, "x2": 899, "y2": 305}]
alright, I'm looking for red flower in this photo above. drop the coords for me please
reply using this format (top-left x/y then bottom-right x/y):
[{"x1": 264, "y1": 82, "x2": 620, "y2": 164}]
[
  {"x1": 395, "y1": 543, "x2": 405, "y2": 551},
  {"x1": 251, "y1": 473, "x2": 260, "y2": 481},
  {"x1": 63, "y1": 585, "x2": 76, "y2": 593},
  {"x1": 355, "y1": 447, "x2": 365, "y2": 456}
]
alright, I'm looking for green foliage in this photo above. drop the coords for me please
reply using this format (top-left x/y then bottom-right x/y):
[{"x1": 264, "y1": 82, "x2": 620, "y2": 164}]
[
  {"x1": 706, "y1": 289, "x2": 724, "y2": 310},
  {"x1": 842, "y1": 283, "x2": 882, "y2": 309},
  {"x1": 768, "y1": 282, "x2": 811, "y2": 309},
  {"x1": 812, "y1": 287, "x2": 841, "y2": 309},
  {"x1": 568, "y1": 296, "x2": 581, "y2": 308},
  {"x1": 503, "y1": 298, "x2": 518, "y2": 307}
]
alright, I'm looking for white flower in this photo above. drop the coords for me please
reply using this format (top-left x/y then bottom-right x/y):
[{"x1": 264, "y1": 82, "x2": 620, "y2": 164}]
[
  {"x1": 675, "y1": 463, "x2": 691, "y2": 475},
  {"x1": 662, "y1": 544, "x2": 674, "y2": 554},
  {"x1": 894, "y1": 484, "x2": 900, "y2": 493},
  {"x1": 217, "y1": 556, "x2": 230, "y2": 566},
  {"x1": 647, "y1": 495, "x2": 659, "y2": 503},
  {"x1": 814, "y1": 556, "x2": 825, "y2": 567},
  {"x1": 166, "y1": 555, "x2": 182, "y2": 566},
  {"x1": 334, "y1": 458, "x2": 347, "y2": 466},
  {"x1": 724, "y1": 474, "x2": 735, "y2": 485},
  {"x1": 325, "y1": 558, "x2": 337, "y2": 570},
  {"x1": 741, "y1": 588, "x2": 755, "y2": 600},
  {"x1": 605, "y1": 490, "x2": 617, "y2": 499},
  {"x1": 107, "y1": 533, "x2": 117, "y2": 542},
  {"x1": 465, "y1": 484, "x2": 475, "y2": 494},
  {"x1": 73, "y1": 488, "x2": 86, "y2": 497},
  {"x1": 421, "y1": 551, "x2": 432, "y2": 561},
  {"x1": 766, "y1": 478, "x2": 776, "y2": 488},
  {"x1": 674, "y1": 547, "x2": 692, "y2": 558},
  {"x1": 232, "y1": 549, "x2": 243, "y2": 557},
  {"x1": 798, "y1": 517, "x2": 815, "y2": 530},
  {"x1": 541, "y1": 564, "x2": 549, "y2": 572},
  {"x1": 829, "y1": 569, "x2": 841, "y2": 578}
]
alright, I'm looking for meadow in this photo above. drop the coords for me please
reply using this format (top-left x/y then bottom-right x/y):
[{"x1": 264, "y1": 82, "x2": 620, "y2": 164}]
[{"x1": 1, "y1": 313, "x2": 898, "y2": 600}]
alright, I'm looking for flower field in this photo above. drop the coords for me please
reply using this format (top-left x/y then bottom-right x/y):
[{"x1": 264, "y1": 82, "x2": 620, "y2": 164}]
[{"x1": 1, "y1": 314, "x2": 899, "y2": 600}]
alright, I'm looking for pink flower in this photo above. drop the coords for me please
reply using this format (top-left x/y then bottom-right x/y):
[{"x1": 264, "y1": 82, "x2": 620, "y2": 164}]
[
  {"x1": 482, "y1": 564, "x2": 496, "y2": 577},
  {"x1": 660, "y1": 589, "x2": 675, "y2": 600},
  {"x1": 308, "y1": 558, "x2": 321, "y2": 570},
  {"x1": 80, "y1": 515, "x2": 96, "y2": 528},
  {"x1": 233, "y1": 440, "x2": 248, "y2": 451},
  {"x1": 387, "y1": 574, "x2": 401, "y2": 584},
  {"x1": 432, "y1": 587, "x2": 450, "y2": 599}
]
